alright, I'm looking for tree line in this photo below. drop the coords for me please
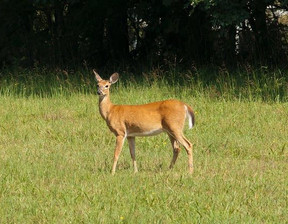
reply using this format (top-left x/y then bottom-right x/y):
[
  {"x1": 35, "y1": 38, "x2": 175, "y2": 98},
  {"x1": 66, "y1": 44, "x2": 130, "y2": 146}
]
[{"x1": 0, "y1": 0, "x2": 287, "y2": 69}]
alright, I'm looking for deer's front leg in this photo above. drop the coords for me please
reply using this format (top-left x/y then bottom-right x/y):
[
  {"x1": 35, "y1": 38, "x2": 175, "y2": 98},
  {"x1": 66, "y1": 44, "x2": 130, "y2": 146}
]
[
  {"x1": 111, "y1": 135, "x2": 125, "y2": 175},
  {"x1": 127, "y1": 137, "x2": 138, "y2": 173}
]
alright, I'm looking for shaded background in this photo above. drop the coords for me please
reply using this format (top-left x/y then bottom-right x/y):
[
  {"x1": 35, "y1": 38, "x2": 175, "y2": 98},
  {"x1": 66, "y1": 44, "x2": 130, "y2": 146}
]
[{"x1": 0, "y1": 0, "x2": 287, "y2": 69}]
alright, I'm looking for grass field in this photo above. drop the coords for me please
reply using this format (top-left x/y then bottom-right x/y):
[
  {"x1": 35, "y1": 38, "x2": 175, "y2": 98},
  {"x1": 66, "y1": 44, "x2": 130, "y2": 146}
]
[{"x1": 0, "y1": 68, "x2": 287, "y2": 223}]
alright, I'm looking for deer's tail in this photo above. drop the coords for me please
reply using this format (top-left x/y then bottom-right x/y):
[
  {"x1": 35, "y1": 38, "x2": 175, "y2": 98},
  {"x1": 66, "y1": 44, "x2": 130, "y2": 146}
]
[{"x1": 185, "y1": 104, "x2": 195, "y2": 129}]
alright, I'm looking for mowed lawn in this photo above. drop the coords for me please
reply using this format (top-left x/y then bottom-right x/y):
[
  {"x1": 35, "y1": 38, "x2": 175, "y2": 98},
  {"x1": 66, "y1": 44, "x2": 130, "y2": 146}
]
[{"x1": 0, "y1": 83, "x2": 287, "y2": 223}]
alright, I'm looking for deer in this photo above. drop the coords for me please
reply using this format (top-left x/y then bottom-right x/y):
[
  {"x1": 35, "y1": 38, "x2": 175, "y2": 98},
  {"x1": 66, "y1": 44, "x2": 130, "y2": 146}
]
[{"x1": 94, "y1": 70, "x2": 195, "y2": 175}]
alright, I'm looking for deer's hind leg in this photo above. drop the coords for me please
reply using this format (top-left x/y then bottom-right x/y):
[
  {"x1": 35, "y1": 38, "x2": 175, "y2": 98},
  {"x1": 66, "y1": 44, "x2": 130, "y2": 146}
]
[
  {"x1": 168, "y1": 135, "x2": 181, "y2": 169},
  {"x1": 166, "y1": 127, "x2": 193, "y2": 174},
  {"x1": 176, "y1": 134, "x2": 193, "y2": 174}
]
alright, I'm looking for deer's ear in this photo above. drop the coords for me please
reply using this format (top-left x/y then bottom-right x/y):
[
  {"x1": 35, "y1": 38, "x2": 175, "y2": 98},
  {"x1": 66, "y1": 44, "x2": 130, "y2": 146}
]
[
  {"x1": 110, "y1": 73, "x2": 119, "y2": 84},
  {"x1": 93, "y1": 70, "x2": 102, "y2": 82}
]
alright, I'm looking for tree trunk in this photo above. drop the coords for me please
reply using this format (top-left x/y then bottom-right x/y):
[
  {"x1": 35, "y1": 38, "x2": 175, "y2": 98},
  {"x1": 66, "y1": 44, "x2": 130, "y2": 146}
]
[
  {"x1": 106, "y1": 0, "x2": 129, "y2": 61},
  {"x1": 249, "y1": 0, "x2": 270, "y2": 61}
]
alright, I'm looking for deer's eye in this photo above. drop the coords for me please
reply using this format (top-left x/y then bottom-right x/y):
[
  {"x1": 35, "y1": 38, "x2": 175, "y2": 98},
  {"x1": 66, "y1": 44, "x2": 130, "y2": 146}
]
[{"x1": 105, "y1": 85, "x2": 109, "y2": 88}]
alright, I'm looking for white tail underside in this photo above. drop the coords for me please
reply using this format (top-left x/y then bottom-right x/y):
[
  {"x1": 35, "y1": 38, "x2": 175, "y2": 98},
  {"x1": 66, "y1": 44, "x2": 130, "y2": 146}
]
[{"x1": 185, "y1": 105, "x2": 193, "y2": 129}]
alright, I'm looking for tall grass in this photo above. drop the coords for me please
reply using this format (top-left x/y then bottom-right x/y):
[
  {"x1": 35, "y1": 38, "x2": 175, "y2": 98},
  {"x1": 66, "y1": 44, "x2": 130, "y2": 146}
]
[
  {"x1": 0, "y1": 67, "x2": 287, "y2": 223},
  {"x1": 0, "y1": 66, "x2": 287, "y2": 101}
]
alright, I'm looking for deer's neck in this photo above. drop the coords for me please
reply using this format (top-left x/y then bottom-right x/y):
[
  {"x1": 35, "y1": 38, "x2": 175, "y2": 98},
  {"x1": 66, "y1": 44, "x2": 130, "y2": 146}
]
[{"x1": 98, "y1": 94, "x2": 113, "y2": 120}]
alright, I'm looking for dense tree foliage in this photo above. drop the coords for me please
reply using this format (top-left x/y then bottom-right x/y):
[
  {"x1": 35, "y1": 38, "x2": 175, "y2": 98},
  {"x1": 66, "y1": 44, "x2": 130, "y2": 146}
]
[{"x1": 0, "y1": 0, "x2": 287, "y2": 68}]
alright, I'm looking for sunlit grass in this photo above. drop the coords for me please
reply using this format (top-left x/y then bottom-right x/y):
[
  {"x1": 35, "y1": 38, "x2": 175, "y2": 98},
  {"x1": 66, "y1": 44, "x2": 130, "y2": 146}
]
[{"x1": 0, "y1": 68, "x2": 287, "y2": 223}]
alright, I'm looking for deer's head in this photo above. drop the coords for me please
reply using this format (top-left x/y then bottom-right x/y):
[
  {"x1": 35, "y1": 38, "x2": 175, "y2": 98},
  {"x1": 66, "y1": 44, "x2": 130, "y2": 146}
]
[{"x1": 93, "y1": 70, "x2": 119, "y2": 97}]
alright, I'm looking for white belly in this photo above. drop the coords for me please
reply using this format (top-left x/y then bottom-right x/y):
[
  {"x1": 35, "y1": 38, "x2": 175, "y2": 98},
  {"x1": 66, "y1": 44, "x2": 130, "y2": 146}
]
[{"x1": 127, "y1": 128, "x2": 163, "y2": 137}]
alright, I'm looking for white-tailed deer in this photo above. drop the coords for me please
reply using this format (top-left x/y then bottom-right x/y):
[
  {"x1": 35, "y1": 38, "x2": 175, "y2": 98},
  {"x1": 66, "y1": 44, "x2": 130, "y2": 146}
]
[{"x1": 94, "y1": 70, "x2": 195, "y2": 175}]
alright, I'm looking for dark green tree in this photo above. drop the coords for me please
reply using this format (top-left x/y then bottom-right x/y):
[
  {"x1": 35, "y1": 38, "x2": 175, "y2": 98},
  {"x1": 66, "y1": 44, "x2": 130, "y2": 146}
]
[{"x1": 0, "y1": 0, "x2": 287, "y2": 68}]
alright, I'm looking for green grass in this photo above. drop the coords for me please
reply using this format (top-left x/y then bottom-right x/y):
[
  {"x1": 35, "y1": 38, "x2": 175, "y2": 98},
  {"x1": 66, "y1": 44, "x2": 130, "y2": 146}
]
[{"x1": 0, "y1": 68, "x2": 287, "y2": 223}]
